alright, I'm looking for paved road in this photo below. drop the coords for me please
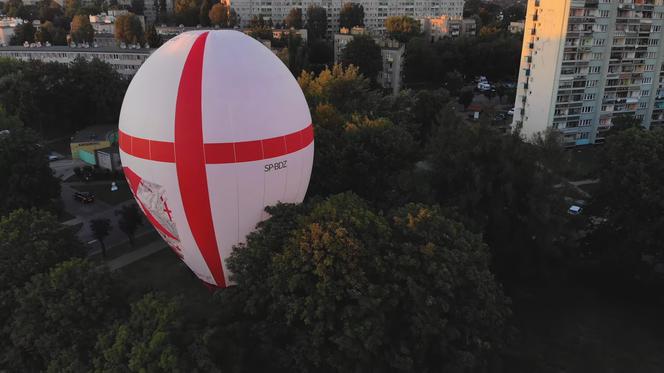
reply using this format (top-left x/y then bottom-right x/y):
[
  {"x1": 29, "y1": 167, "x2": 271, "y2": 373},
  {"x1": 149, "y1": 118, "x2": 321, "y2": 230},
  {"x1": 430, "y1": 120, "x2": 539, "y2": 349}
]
[{"x1": 105, "y1": 239, "x2": 166, "y2": 271}]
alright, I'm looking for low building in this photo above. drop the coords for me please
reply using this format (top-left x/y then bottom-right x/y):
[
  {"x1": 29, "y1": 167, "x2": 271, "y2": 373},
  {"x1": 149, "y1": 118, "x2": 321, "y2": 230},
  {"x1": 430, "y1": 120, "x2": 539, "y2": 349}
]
[
  {"x1": 70, "y1": 125, "x2": 118, "y2": 161},
  {"x1": 272, "y1": 28, "x2": 308, "y2": 43},
  {"x1": 0, "y1": 45, "x2": 152, "y2": 76},
  {"x1": 378, "y1": 39, "x2": 405, "y2": 96},
  {"x1": 333, "y1": 27, "x2": 366, "y2": 64},
  {"x1": 0, "y1": 18, "x2": 24, "y2": 46},
  {"x1": 419, "y1": 16, "x2": 476, "y2": 41},
  {"x1": 508, "y1": 20, "x2": 525, "y2": 34},
  {"x1": 89, "y1": 14, "x2": 116, "y2": 35},
  {"x1": 96, "y1": 146, "x2": 122, "y2": 171}
]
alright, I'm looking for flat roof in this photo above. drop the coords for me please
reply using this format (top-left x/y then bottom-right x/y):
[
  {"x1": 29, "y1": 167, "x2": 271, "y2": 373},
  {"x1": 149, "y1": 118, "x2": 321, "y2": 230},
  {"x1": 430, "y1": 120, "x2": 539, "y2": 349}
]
[
  {"x1": 0, "y1": 46, "x2": 153, "y2": 54},
  {"x1": 71, "y1": 125, "x2": 118, "y2": 143}
]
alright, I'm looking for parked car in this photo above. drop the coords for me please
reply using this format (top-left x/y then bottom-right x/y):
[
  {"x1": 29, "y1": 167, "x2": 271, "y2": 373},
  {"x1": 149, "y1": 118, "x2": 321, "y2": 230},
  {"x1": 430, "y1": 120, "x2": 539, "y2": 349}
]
[
  {"x1": 73, "y1": 191, "x2": 95, "y2": 203},
  {"x1": 507, "y1": 108, "x2": 515, "y2": 116},
  {"x1": 48, "y1": 154, "x2": 60, "y2": 162},
  {"x1": 477, "y1": 82, "x2": 492, "y2": 91}
]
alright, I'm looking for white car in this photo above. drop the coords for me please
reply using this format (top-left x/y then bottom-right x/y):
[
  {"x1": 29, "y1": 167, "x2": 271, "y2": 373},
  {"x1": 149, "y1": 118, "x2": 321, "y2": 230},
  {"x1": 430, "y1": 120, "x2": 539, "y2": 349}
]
[{"x1": 507, "y1": 108, "x2": 515, "y2": 116}]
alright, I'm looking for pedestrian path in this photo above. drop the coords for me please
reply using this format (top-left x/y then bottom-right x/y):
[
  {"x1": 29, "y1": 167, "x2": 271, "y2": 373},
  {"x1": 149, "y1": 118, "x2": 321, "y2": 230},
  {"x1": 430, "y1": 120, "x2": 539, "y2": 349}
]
[{"x1": 105, "y1": 240, "x2": 166, "y2": 271}]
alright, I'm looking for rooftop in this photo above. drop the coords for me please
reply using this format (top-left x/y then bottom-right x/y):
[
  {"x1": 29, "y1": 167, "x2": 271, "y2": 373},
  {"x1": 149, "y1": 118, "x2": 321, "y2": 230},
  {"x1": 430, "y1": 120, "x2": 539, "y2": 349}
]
[
  {"x1": 0, "y1": 46, "x2": 153, "y2": 54},
  {"x1": 71, "y1": 125, "x2": 118, "y2": 144}
]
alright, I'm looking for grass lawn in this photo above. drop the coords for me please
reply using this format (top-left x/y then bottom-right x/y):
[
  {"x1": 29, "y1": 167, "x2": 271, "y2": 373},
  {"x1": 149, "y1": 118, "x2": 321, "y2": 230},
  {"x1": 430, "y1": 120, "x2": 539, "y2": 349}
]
[
  {"x1": 114, "y1": 248, "x2": 217, "y2": 321},
  {"x1": 506, "y1": 285, "x2": 664, "y2": 373},
  {"x1": 71, "y1": 180, "x2": 133, "y2": 205}
]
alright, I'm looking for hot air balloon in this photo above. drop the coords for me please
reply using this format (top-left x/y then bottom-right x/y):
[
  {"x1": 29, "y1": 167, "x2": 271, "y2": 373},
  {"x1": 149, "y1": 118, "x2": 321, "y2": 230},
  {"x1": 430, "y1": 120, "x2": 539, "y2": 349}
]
[{"x1": 118, "y1": 30, "x2": 314, "y2": 288}]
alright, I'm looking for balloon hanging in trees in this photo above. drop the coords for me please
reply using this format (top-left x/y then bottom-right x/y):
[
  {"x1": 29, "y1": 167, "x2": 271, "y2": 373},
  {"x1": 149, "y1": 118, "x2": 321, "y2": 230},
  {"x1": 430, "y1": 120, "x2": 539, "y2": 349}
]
[{"x1": 118, "y1": 31, "x2": 314, "y2": 287}]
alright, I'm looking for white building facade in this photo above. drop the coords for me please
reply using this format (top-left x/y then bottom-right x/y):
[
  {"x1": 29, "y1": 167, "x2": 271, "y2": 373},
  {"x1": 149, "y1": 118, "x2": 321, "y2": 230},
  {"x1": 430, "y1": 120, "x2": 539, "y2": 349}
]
[
  {"x1": 513, "y1": 0, "x2": 664, "y2": 146},
  {"x1": 0, "y1": 46, "x2": 152, "y2": 76},
  {"x1": 230, "y1": 0, "x2": 465, "y2": 35}
]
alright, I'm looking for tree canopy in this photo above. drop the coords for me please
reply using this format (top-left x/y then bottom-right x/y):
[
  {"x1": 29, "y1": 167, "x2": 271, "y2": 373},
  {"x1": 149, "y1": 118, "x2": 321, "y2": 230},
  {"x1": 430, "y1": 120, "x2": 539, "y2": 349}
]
[
  {"x1": 114, "y1": 13, "x2": 144, "y2": 44},
  {"x1": 71, "y1": 14, "x2": 94, "y2": 43},
  {"x1": 284, "y1": 7, "x2": 302, "y2": 29},
  {"x1": 209, "y1": 194, "x2": 511, "y2": 372},
  {"x1": 340, "y1": 34, "x2": 381, "y2": 82},
  {"x1": 306, "y1": 5, "x2": 327, "y2": 40},
  {"x1": 339, "y1": 2, "x2": 364, "y2": 29},
  {"x1": 385, "y1": 15, "x2": 420, "y2": 43}
]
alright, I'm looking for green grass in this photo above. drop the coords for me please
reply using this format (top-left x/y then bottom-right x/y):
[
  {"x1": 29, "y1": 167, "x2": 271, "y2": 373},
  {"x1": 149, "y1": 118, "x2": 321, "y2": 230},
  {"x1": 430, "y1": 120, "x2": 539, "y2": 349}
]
[
  {"x1": 71, "y1": 180, "x2": 133, "y2": 205},
  {"x1": 564, "y1": 146, "x2": 602, "y2": 181},
  {"x1": 114, "y1": 248, "x2": 216, "y2": 320}
]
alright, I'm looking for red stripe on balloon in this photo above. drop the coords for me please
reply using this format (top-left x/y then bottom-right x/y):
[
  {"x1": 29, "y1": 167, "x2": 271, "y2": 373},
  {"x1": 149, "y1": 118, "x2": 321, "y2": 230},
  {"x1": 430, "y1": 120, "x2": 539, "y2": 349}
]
[
  {"x1": 118, "y1": 124, "x2": 314, "y2": 164},
  {"x1": 174, "y1": 32, "x2": 226, "y2": 288}
]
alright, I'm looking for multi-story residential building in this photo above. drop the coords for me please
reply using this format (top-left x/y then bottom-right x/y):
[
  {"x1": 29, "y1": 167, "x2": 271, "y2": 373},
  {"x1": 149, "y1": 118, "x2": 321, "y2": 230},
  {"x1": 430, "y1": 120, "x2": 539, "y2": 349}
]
[
  {"x1": 513, "y1": 0, "x2": 664, "y2": 146},
  {"x1": 419, "y1": 16, "x2": 476, "y2": 41},
  {"x1": 334, "y1": 28, "x2": 405, "y2": 94},
  {"x1": 230, "y1": 0, "x2": 465, "y2": 35},
  {"x1": 0, "y1": 46, "x2": 152, "y2": 76}
]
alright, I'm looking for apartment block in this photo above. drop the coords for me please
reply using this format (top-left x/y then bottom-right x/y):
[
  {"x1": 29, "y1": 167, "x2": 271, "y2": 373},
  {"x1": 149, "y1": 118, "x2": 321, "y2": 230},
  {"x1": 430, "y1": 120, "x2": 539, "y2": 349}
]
[
  {"x1": 513, "y1": 0, "x2": 664, "y2": 146},
  {"x1": 229, "y1": 0, "x2": 465, "y2": 35}
]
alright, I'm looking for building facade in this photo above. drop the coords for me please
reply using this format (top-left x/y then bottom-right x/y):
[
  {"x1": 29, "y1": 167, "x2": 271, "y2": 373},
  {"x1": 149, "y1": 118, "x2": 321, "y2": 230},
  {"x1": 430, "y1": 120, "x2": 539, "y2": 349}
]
[
  {"x1": 419, "y1": 16, "x2": 476, "y2": 41},
  {"x1": 513, "y1": 0, "x2": 664, "y2": 146},
  {"x1": 0, "y1": 46, "x2": 152, "y2": 76},
  {"x1": 230, "y1": 0, "x2": 465, "y2": 35}
]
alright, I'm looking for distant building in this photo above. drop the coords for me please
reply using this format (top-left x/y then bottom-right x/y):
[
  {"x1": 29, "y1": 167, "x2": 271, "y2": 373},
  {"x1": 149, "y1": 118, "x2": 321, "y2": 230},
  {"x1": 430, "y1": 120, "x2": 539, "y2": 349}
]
[
  {"x1": 89, "y1": 14, "x2": 116, "y2": 35},
  {"x1": 419, "y1": 16, "x2": 476, "y2": 41},
  {"x1": 334, "y1": 29, "x2": 404, "y2": 95},
  {"x1": 96, "y1": 146, "x2": 122, "y2": 171},
  {"x1": 70, "y1": 125, "x2": 118, "y2": 161},
  {"x1": 513, "y1": 0, "x2": 664, "y2": 146},
  {"x1": 229, "y1": 0, "x2": 465, "y2": 36},
  {"x1": 508, "y1": 20, "x2": 525, "y2": 34},
  {"x1": 272, "y1": 28, "x2": 308, "y2": 42},
  {"x1": 333, "y1": 27, "x2": 366, "y2": 63},
  {"x1": 378, "y1": 39, "x2": 405, "y2": 95},
  {"x1": 0, "y1": 18, "x2": 24, "y2": 46},
  {"x1": 0, "y1": 45, "x2": 152, "y2": 76}
]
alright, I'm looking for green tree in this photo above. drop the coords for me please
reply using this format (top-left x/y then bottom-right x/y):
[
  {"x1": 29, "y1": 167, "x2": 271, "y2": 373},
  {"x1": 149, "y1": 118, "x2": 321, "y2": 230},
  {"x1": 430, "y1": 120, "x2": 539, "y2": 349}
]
[
  {"x1": 37, "y1": 0, "x2": 62, "y2": 21},
  {"x1": 284, "y1": 7, "x2": 302, "y2": 29},
  {"x1": 209, "y1": 194, "x2": 510, "y2": 372},
  {"x1": 208, "y1": 2, "x2": 228, "y2": 27},
  {"x1": 306, "y1": 5, "x2": 326, "y2": 40},
  {"x1": 94, "y1": 293, "x2": 199, "y2": 372},
  {"x1": 426, "y1": 116, "x2": 568, "y2": 282},
  {"x1": 90, "y1": 218, "x2": 112, "y2": 258},
  {"x1": 0, "y1": 128, "x2": 61, "y2": 215},
  {"x1": 130, "y1": 0, "x2": 144, "y2": 14},
  {"x1": 114, "y1": 13, "x2": 144, "y2": 44},
  {"x1": 64, "y1": 0, "x2": 79, "y2": 18},
  {"x1": 385, "y1": 15, "x2": 420, "y2": 43},
  {"x1": 0, "y1": 105, "x2": 23, "y2": 130},
  {"x1": 8, "y1": 259, "x2": 123, "y2": 371},
  {"x1": 340, "y1": 34, "x2": 381, "y2": 82},
  {"x1": 198, "y1": 0, "x2": 212, "y2": 26},
  {"x1": 71, "y1": 14, "x2": 94, "y2": 43},
  {"x1": 610, "y1": 113, "x2": 642, "y2": 133},
  {"x1": 9, "y1": 22, "x2": 35, "y2": 45},
  {"x1": 145, "y1": 23, "x2": 162, "y2": 47},
  {"x1": 339, "y1": 2, "x2": 363, "y2": 29},
  {"x1": 174, "y1": 0, "x2": 200, "y2": 26},
  {"x1": 458, "y1": 87, "x2": 474, "y2": 108},
  {"x1": 589, "y1": 128, "x2": 664, "y2": 280},
  {"x1": 297, "y1": 64, "x2": 372, "y2": 118},
  {"x1": 442, "y1": 70, "x2": 464, "y2": 96},
  {"x1": 35, "y1": 20, "x2": 53, "y2": 43},
  {"x1": 116, "y1": 203, "x2": 144, "y2": 246}
]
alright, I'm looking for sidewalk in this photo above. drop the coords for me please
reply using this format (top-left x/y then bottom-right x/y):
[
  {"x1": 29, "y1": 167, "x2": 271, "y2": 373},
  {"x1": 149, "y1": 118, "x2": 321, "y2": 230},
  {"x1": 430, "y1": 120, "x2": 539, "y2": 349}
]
[{"x1": 105, "y1": 239, "x2": 166, "y2": 271}]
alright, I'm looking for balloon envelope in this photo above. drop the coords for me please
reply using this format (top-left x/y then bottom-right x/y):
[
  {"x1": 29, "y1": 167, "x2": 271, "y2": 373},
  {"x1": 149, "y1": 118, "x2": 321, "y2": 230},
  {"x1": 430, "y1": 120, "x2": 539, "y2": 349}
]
[{"x1": 118, "y1": 30, "x2": 314, "y2": 287}]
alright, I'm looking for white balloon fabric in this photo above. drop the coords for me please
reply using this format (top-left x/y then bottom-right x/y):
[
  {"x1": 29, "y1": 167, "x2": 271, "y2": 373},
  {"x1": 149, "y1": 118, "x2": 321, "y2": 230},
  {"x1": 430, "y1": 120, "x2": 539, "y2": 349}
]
[{"x1": 118, "y1": 30, "x2": 314, "y2": 287}]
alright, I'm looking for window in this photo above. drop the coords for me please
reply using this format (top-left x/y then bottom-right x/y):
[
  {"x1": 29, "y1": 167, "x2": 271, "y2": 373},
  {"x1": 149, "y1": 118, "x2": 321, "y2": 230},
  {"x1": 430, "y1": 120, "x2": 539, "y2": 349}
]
[
  {"x1": 594, "y1": 39, "x2": 606, "y2": 46},
  {"x1": 600, "y1": 10, "x2": 609, "y2": 17},
  {"x1": 643, "y1": 77, "x2": 653, "y2": 84},
  {"x1": 584, "y1": 93, "x2": 596, "y2": 100},
  {"x1": 642, "y1": 90, "x2": 651, "y2": 97},
  {"x1": 592, "y1": 52, "x2": 603, "y2": 60},
  {"x1": 580, "y1": 119, "x2": 592, "y2": 126},
  {"x1": 582, "y1": 106, "x2": 593, "y2": 113},
  {"x1": 590, "y1": 66, "x2": 601, "y2": 73},
  {"x1": 586, "y1": 80, "x2": 598, "y2": 87}
]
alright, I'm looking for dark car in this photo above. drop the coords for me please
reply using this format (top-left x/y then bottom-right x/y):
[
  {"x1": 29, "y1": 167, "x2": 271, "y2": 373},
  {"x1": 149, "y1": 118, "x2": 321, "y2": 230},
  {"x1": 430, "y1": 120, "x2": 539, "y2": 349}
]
[{"x1": 73, "y1": 191, "x2": 95, "y2": 203}]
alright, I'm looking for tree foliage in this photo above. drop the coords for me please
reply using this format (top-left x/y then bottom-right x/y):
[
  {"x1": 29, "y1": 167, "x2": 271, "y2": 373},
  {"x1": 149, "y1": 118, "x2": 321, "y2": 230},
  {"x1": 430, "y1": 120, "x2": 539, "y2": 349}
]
[
  {"x1": 284, "y1": 7, "x2": 302, "y2": 29},
  {"x1": 114, "y1": 13, "x2": 144, "y2": 44},
  {"x1": 339, "y1": 2, "x2": 364, "y2": 29},
  {"x1": 589, "y1": 128, "x2": 664, "y2": 280},
  {"x1": 340, "y1": 34, "x2": 381, "y2": 82},
  {"x1": 209, "y1": 194, "x2": 510, "y2": 372},
  {"x1": 0, "y1": 128, "x2": 61, "y2": 215},
  {"x1": 385, "y1": 15, "x2": 420, "y2": 43},
  {"x1": 306, "y1": 5, "x2": 326, "y2": 40},
  {"x1": 90, "y1": 218, "x2": 112, "y2": 257},
  {"x1": 208, "y1": 2, "x2": 228, "y2": 27},
  {"x1": 94, "y1": 293, "x2": 201, "y2": 372},
  {"x1": 71, "y1": 14, "x2": 94, "y2": 43},
  {"x1": 116, "y1": 203, "x2": 144, "y2": 246},
  {"x1": 7, "y1": 259, "x2": 123, "y2": 371}
]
